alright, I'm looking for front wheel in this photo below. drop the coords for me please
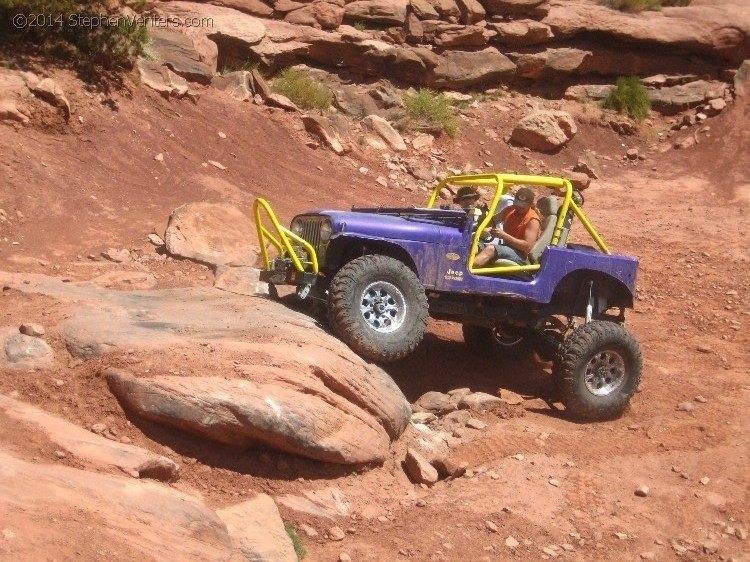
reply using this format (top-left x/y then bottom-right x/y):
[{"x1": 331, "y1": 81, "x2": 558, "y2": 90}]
[
  {"x1": 327, "y1": 255, "x2": 428, "y2": 362},
  {"x1": 553, "y1": 321, "x2": 642, "y2": 421}
]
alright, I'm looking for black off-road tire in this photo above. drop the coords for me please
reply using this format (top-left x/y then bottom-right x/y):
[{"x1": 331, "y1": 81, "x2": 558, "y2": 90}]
[
  {"x1": 327, "y1": 255, "x2": 428, "y2": 363},
  {"x1": 462, "y1": 324, "x2": 532, "y2": 359},
  {"x1": 553, "y1": 321, "x2": 642, "y2": 421}
]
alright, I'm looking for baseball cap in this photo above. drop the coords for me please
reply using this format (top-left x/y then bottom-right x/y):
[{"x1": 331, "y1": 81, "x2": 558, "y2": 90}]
[
  {"x1": 514, "y1": 186, "x2": 535, "y2": 206},
  {"x1": 453, "y1": 186, "x2": 479, "y2": 203}
]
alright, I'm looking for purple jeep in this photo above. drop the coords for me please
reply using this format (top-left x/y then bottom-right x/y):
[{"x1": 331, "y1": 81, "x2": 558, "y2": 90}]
[{"x1": 255, "y1": 173, "x2": 642, "y2": 420}]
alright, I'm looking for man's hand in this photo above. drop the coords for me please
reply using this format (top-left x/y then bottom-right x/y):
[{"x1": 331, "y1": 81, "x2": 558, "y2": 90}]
[{"x1": 490, "y1": 227, "x2": 508, "y2": 240}]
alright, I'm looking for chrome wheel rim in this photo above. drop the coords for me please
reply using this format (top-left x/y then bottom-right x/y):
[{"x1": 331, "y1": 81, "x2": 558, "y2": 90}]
[
  {"x1": 360, "y1": 281, "x2": 407, "y2": 333},
  {"x1": 585, "y1": 350, "x2": 626, "y2": 396}
]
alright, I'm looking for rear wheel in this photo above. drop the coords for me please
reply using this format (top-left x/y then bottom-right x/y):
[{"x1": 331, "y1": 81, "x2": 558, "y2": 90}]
[
  {"x1": 553, "y1": 321, "x2": 642, "y2": 421},
  {"x1": 327, "y1": 255, "x2": 428, "y2": 362}
]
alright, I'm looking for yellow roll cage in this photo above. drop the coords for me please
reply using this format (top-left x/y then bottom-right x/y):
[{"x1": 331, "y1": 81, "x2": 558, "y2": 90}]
[
  {"x1": 427, "y1": 173, "x2": 610, "y2": 275},
  {"x1": 254, "y1": 172, "x2": 609, "y2": 278}
]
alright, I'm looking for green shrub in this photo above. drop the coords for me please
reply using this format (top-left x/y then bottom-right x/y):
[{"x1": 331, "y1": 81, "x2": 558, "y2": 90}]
[
  {"x1": 600, "y1": 0, "x2": 691, "y2": 12},
  {"x1": 271, "y1": 68, "x2": 333, "y2": 111},
  {"x1": 284, "y1": 523, "x2": 306, "y2": 561},
  {"x1": 602, "y1": 76, "x2": 651, "y2": 121},
  {"x1": 403, "y1": 88, "x2": 459, "y2": 136},
  {"x1": 0, "y1": 0, "x2": 148, "y2": 75},
  {"x1": 353, "y1": 20, "x2": 366, "y2": 31}
]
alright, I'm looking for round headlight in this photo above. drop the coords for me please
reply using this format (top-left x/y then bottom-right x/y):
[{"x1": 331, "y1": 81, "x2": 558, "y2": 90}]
[
  {"x1": 290, "y1": 218, "x2": 304, "y2": 235},
  {"x1": 320, "y1": 220, "x2": 333, "y2": 242}
]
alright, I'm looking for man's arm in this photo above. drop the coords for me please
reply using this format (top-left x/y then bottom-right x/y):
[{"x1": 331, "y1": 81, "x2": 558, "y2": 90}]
[{"x1": 491, "y1": 219, "x2": 541, "y2": 255}]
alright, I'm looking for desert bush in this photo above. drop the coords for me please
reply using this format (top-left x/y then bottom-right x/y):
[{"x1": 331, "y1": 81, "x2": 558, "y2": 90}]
[
  {"x1": 600, "y1": 0, "x2": 691, "y2": 12},
  {"x1": 403, "y1": 88, "x2": 459, "y2": 136},
  {"x1": 0, "y1": 0, "x2": 148, "y2": 74},
  {"x1": 284, "y1": 523, "x2": 306, "y2": 561},
  {"x1": 602, "y1": 76, "x2": 651, "y2": 121},
  {"x1": 271, "y1": 68, "x2": 333, "y2": 111}
]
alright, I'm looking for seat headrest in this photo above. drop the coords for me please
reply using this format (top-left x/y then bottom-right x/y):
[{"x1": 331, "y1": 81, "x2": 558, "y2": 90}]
[{"x1": 536, "y1": 196, "x2": 559, "y2": 218}]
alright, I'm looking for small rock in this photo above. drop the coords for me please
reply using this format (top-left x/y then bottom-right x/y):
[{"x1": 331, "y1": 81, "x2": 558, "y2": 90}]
[
  {"x1": 328, "y1": 526, "x2": 345, "y2": 541},
  {"x1": 511, "y1": 453, "x2": 524, "y2": 461},
  {"x1": 299, "y1": 524, "x2": 318, "y2": 538},
  {"x1": 411, "y1": 412, "x2": 437, "y2": 424},
  {"x1": 431, "y1": 457, "x2": 466, "y2": 480},
  {"x1": 635, "y1": 486, "x2": 650, "y2": 497},
  {"x1": 548, "y1": 478, "x2": 560, "y2": 487},
  {"x1": 702, "y1": 540, "x2": 719, "y2": 554},
  {"x1": 736, "y1": 527, "x2": 748, "y2": 540},
  {"x1": 626, "y1": 148, "x2": 639, "y2": 160},
  {"x1": 358, "y1": 166, "x2": 369, "y2": 175},
  {"x1": 19, "y1": 323, "x2": 45, "y2": 337},
  {"x1": 102, "y1": 248, "x2": 130, "y2": 263},
  {"x1": 498, "y1": 388, "x2": 523, "y2": 405},
  {"x1": 458, "y1": 392, "x2": 505, "y2": 412},
  {"x1": 694, "y1": 395, "x2": 707, "y2": 403},
  {"x1": 677, "y1": 401, "x2": 694, "y2": 412},
  {"x1": 700, "y1": 476, "x2": 710, "y2": 486},
  {"x1": 148, "y1": 233, "x2": 165, "y2": 246},
  {"x1": 640, "y1": 552, "x2": 655, "y2": 560},
  {"x1": 542, "y1": 546, "x2": 559, "y2": 557},
  {"x1": 405, "y1": 448, "x2": 439, "y2": 485},
  {"x1": 339, "y1": 553, "x2": 352, "y2": 562},
  {"x1": 614, "y1": 532, "x2": 628, "y2": 540},
  {"x1": 90, "y1": 423, "x2": 107, "y2": 435},
  {"x1": 208, "y1": 160, "x2": 227, "y2": 170},
  {"x1": 505, "y1": 536, "x2": 519, "y2": 548},
  {"x1": 218, "y1": 131, "x2": 227, "y2": 139},
  {"x1": 485, "y1": 520, "x2": 498, "y2": 533},
  {"x1": 154, "y1": 153, "x2": 164, "y2": 162},
  {"x1": 466, "y1": 418, "x2": 486, "y2": 430},
  {"x1": 54, "y1": 450, "x2": 67, "y2": 459},
  {"x1": 696, "y1": 344, "x2": 712, "y2": 353}
]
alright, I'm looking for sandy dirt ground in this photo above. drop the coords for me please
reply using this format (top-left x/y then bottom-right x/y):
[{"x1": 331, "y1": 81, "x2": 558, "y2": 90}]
[{"x1": 0, "y1": 74, "x2": 748, "y2": 561}]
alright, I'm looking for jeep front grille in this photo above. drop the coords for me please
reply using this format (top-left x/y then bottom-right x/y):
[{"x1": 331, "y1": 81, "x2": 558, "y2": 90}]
[{"x1": 293, "y1": 216, "x2": 329, "y2": 265}]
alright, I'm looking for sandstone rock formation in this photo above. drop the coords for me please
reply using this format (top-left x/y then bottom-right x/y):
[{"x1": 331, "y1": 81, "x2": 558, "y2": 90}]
[
  {"x1": 0, "y1": 272, "x2": 411, "y2": 465},
  {"x1": 149, "y1": 27, "x2": 218, "y2": 84},
  {"x1": 0, "y1": 327, "x2": 53, "y2": 370}
]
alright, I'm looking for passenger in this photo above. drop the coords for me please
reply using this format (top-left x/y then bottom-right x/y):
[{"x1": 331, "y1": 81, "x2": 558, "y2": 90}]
[
  {"x1": 474, "y1": 186, "x2": 541, "y2": 267},
  {"x1": 452, "y1": 186, "x2": 488, "y2": 225}
]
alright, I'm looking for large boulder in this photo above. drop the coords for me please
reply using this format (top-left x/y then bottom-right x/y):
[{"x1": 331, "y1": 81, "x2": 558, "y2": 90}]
[
  {"x1": 303, "y1": 114, "x2": 347, "y2": 154},
  {"x1": 511, "y1": 109, "x2": 577, "y2": 152},
  {"x1": 344, "y1": 0, "x2": 409, "y2": 25},
  {"x1": 29, "y1": 77, "x2": 71, "y2": 119},
  {"x1": 212, "y1": 70, "x2": 254, "y2": 101},
  {"x1": 434, "y1": 25, "x2": 489, "y2": 48},
  {"x1": 217, "y1": 494, "x2": 297, "y2": 562},
  {"x1": 106, "y1": 369, "x2": 394, "y2": 464},
  {"x1": 164, "y1": 201, "x2": 259, "y2": 267},
  {"x1": 430, "y1": 47, "x2": 516, "y2": 88},
  {"x1": 564, "y1": 84, "x2": 614, "y2": 102},
  {"x1": 0, "y1": 450, "x2": 231, "y2": 561},
  {"x1": 148, "y1": 27, "x2": 217, "y2": 84},
  {"x1": 410, "y1": 0, "x2": 439, "y2": 19}
]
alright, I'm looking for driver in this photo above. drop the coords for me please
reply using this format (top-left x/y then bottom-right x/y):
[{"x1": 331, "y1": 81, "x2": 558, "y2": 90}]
[{"x1": 474, "y1": 186, "x2": 541, "y2": 267}]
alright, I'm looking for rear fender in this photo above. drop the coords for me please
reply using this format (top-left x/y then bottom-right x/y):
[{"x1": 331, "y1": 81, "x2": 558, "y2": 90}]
[{"x1": 552, "y1": 270, "x2": 635, "y2": 316}]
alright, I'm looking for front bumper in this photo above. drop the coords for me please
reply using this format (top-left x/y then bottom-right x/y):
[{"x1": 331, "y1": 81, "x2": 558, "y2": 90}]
[{"x1": 259, "y1": 259, "x2": 319, "y2": 286}]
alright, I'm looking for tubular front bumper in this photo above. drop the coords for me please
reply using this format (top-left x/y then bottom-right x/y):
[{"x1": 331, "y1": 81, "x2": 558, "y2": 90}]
[{"x1": 259, "y1": 263, "x2": 319, "y2": 286}]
